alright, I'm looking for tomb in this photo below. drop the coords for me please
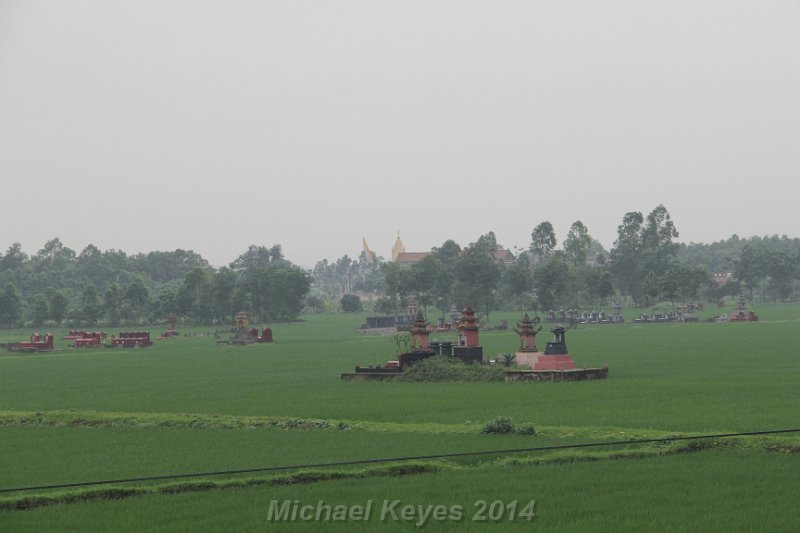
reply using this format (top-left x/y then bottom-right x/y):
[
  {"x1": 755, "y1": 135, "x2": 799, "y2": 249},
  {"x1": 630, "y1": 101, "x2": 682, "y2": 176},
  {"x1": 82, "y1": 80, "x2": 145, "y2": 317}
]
[
  {"x1": 230, "y1": 311, "x2": 273, "y2": 344},
  {"x1": 726, "y1": 294, "x2": 758, "y2": 322},
  {"x1": 6, "y1": 332, "x2": 55, "y2": 353},
  {"x1": 342, "y1": 305, "x2": 484, "y2": 380},
  {"x1": 73, "y1": 331, "x2": 104, "y2": 348},
  {"x1": 504, "y1": 322, "x2": 608, "y2": 382},
  {"x1": 158, "y1": 315, "x2": 180, "y2": 339},
  {"x1": 510, "y1": 313, "x2": 543, "y2": 369},
  {"x1": 396, "y1": 311, "x2": 437, "y2": 368},
  {"x1": 109, "y1": 331, "x2": 153, "y2": 348},
  {"x1": 453, "y1": 305, "x2": 483, "y2": 364}
]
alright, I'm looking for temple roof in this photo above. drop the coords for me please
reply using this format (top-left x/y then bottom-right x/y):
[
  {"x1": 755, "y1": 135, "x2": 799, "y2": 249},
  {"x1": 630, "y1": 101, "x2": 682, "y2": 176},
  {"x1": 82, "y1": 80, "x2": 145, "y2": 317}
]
[
  {"x1": 395, "y1": 252, "x2": 430, "y2": 265},
  {"x1": 391, "y1": 244, "x2": 514, "y2": 266},
  {"x1": 390, "y1": 232, "x2": 406, "y2": 262}
]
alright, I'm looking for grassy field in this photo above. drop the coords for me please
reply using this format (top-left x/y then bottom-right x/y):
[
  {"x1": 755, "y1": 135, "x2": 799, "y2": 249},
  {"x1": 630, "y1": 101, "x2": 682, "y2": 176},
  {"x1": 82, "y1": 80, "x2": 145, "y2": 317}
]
[{"x1": 1, "y1": 303, "x2": 799, "y2": 531}]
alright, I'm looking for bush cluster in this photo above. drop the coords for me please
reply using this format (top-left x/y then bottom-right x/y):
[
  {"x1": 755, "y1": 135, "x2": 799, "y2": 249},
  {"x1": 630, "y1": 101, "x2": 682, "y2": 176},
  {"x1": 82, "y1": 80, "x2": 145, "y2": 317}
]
[
  {"x1": 480, "y1": 417, "x2": 537, "y2": 436},
  {"x1": 393, "y1": 356, "x2": 505, "y2": 382}
]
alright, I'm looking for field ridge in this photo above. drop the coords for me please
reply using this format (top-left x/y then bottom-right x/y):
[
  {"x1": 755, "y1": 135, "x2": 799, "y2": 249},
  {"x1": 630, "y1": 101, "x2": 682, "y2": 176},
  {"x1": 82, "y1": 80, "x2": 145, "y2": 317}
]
[
  {"x1": 0, "y1": 409, "x2": 723, "y2": 440},
  {"x1": 3, "y1": 436, "x2": 799, "y2": 512}
]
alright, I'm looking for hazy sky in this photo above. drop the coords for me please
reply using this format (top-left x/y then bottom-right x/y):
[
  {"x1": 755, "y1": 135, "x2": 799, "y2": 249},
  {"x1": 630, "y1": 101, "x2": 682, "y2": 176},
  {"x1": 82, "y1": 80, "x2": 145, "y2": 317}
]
[{"x1": 1, "y1": 1, "x2": 798, "y2": 268}]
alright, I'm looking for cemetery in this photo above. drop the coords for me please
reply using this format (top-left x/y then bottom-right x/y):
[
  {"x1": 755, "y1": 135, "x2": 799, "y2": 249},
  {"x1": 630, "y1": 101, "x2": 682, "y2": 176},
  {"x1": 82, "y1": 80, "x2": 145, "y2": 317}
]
[
  {"x1": 725, "y1": 294, "x2": 759, "y2": 322},
  {"x1": 505, "y1": 319, "x2": 609, "y2": 382},
  {"x1": 227, "y1": 311, "x2": 273, "y2": 345},
  {"x1": 2, "y1": 300, "x2": 799, "y2": 532},
  {"x1": 545, "y1": 304, "x2": 624, "y2": 325},
  {"x1": 157, "y1": 315, "x2": 180, "y2": 339},
  {"x1": 342, "y1": 305, "x2": 484, "y2": 380},
  {"x1": 108, "y1": 331, "x2": 154, "y2": 348},
  {"x1": 72, "y1": 331, "x2": 104, "y2": 348},
  {"x1": 4, "y1": 332, "x2": 56, "y2": 353},
  {"x1": 342, "y1": 307, "x2": 607, "y2": 382}
]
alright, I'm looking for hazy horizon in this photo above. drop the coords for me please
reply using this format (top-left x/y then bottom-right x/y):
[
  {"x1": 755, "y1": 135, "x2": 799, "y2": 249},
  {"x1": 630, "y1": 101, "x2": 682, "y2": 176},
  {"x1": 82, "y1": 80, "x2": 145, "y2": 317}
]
[{"x1": 2, "y1": 2, "x2": 798, "y2": 269}]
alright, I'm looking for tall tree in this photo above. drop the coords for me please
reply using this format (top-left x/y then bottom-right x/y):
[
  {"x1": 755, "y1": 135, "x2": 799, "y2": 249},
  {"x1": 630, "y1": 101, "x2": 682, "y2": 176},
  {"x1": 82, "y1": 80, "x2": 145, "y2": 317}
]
[
  {"x1": 640, "y1": 204, "x2": 679, "y2": 276},
  {"x1": 29, "y1": 294, "x2": 50, "y2": 327},
  {"x1": 408, "y1": 255, "x2": 443, "y2": 312},
  {"x1": 0, "y1": 283, "x2": 23, "y2": 327},
  {"x1": 259, "y1": 264, "x2": 312, "y2": 321},
  {"x1": 49, "y1": 290, "x2": 69, "y2": 326},
  {"x1": 211, "y1": 267, "x2": 237, "y2": 323},
  {"x1": 124, "y1": 278, "x2": 150, "y2": 325},
  {"x1": 176, "y1": 268, "x2": 213, "y2": 323},
  {"x1": 585, "y1": 267, "x2": 615, "y2": 307},
  {"x1": 0, "y1": 243, "x2": 27, "y2": 272},
  {"x1": 530, "y1": 222, "x2": 557, "y2": 262},
  {"x1": 532, "y1": 255, "x2": 569, "y2": 312},
  {"x1": 734, "y1": 243, "x2": 769, "y2": 300},
  {"x1": 431, "y1": 240, "x2": 462, "y2": 318},
  {"x1": 79, "y1": 284, "x2": 102, "y2": 325},
  {"x1": 230, "y1": 244, "x2": 285, "y2": 273},
  {"x1": 765, "y1": 249, "x2": 798, "y2": 301},
  {"x1": 662, "y1": 263, "x2": 709, "y2": 307},
  {"x1": 455, "y1": 233, "x2": 502, "y2": 320},
  {"x1": 500, "y1": 253, "x2": 534, "y2": 311},
  {"x1": 610, "y1": 211, "x2": 644, "y2": 303},
  {"x1": 564, "y1": 221, "x2": 592, "y2": 265},
  {"x1": 104, "y1": 283, "x2": 123, "y2": 327},
  {"x1": 383, "y1": 262, "x2": 410, "y2": 316}
]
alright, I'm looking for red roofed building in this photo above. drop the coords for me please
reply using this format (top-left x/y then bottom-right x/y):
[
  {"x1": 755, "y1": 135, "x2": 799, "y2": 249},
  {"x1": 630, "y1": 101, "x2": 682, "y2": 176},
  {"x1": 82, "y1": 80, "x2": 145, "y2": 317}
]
[
  {"x1": 395, "y1": 252, "x2": 431, "y2": 265},
  {"x1": 391, "y1": 233, "x2": 513, "y2": 266}
]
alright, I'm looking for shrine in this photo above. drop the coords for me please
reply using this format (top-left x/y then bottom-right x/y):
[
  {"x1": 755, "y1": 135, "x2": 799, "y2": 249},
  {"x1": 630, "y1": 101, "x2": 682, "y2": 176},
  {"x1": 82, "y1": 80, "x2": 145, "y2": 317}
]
[
  {"x1": 342, "y1": 305, "x2": 485, "y2": 380},
  {"x1": 510, "y1": 314, "x2": 543, "y2": 369},
  {"x1": 109, "y1": 331, "x2": 153, "y2": 348},
  {"x1": 394, "y1": 311, "x2": 437, "y2": 368},
  {"x1": 158, "y1": 314, "x2": 180, "y2": 339},
  {"x1": 6, "y1": 332, "x2": 55, "y2": 353},
  {"x1": 230, "y1": 311, "x2": 274, "y2": 345},
  {"x1": 453, "y1": 305, "x2": 483, "y2": 364},
  {"x1": 503, "y1": 321, "x2": 609, "y2": 382},
  {"x1": 726, "y1": 294, "x2": 758, "y2": 322}
]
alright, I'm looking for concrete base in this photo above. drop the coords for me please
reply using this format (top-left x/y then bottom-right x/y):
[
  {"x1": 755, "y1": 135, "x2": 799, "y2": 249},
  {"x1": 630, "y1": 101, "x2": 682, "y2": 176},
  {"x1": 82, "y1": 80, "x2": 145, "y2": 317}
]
[
  {"x1": 341, "y1": 372, "x2": 398, "y2": 381},
  {"x1": 514, "y1": 351, "x2": 576, "y2": 370},
  {"x1": 505, "y1": 367, "x2": 609, "y2": 382}
]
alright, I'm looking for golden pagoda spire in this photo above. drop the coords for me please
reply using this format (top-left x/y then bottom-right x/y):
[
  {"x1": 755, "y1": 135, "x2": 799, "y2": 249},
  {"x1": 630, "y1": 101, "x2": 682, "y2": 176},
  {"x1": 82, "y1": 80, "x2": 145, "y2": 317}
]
[{"x1": 391, "y1": 231, "x2": 405, "y2": 262}]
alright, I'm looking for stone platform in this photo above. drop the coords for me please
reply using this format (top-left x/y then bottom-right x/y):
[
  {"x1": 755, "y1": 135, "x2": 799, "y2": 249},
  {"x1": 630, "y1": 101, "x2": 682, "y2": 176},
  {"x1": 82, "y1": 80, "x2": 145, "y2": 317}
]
[
  {"x1": 504, "y1": 366, "x2": 609, "y2": 382},
  {"x1": 340, "y1": 370, "x2": 400, "y2": 381},
  {"x1": 514, "y1": 351, "x2": 576, "y2": 370}
]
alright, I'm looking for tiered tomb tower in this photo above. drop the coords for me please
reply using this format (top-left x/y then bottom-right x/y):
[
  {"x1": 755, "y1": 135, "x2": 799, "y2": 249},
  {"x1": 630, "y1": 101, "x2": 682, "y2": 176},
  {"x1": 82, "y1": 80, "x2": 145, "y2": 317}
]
[
  {"x1": 410, "y1": 311, "x2": 431, "y2": 351},
  {"x1": 454, "y1": 305, "x2": 483, "y2": 364},
  {"x1": 457, "y1": 305, "x2": 480, "y2": 348},
  {"x1": 514, "y1": 313, "x2": 542, "y2": 352}
]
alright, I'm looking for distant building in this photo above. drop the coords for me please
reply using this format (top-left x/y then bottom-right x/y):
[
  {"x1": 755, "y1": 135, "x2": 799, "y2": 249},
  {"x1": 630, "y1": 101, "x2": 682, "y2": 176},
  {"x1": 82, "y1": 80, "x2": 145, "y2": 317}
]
[
  {"x1": 712, "y1": 272, "x2": 733, "y2": 286},
  {"x1": 390, "y1": 233, "x2": 514, "y2": 266},
  {"x1": 390, "y1": 232, "x2": 407, "y2": 262},
  {"x1": 362, "y1": 237, "x2": 377, "y2": 263}
]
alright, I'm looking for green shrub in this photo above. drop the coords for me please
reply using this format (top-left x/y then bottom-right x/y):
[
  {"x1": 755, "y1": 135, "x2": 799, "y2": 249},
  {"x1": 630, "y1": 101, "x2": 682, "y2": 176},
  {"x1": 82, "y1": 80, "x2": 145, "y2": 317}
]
[
  {"x1": 393, "y1": 356, "x2": 504, "y2": 382},
  {"x1": 497, "y1": 353, "x2": 516, "y2": 367},
  {"x1": 516, "y1": 422, "x2": 537, "y2": 435},
  {"x1": 479, "y1": 417, "x2": 536, "y2": 435},
  {"x1": 480, "y1": 416, "x2": 516, "y2": 434}
]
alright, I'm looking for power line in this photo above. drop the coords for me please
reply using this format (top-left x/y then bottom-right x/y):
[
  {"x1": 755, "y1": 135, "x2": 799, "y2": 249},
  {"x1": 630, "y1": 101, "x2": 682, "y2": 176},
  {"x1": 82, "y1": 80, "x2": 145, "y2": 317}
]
[{"x1": 1, "y1": 428, "x2": 798, "y2": 494}]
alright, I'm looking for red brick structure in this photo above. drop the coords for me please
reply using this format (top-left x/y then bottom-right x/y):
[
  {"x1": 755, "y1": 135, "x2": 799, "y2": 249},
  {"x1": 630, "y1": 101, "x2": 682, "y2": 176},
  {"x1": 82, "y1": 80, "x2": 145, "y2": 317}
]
[
  {"x1": 457, "y1": 305, "x2": 480, "y2": 348},
  {"x1": 410, "y1": 311, "x2": 430, "y2": 351},
  {"x1": 514, "y1": 313, "x2": 542, "y2": 352},
  {"x1": 454, "y1": 305, "x2": 483, "y2": 364}
]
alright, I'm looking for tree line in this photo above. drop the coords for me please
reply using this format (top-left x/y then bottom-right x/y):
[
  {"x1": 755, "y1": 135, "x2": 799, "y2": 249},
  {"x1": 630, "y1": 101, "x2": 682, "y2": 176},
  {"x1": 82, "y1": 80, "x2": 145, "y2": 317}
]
[
  {"x1": 309, "y1": 205, "x2": 800, "y2": 318},
  {"x1": 2, "y1": 205, "x2": 799, "y2": 328},
  {"x1": 0, "y1": 241, "x2": 310, "y2": 328}
]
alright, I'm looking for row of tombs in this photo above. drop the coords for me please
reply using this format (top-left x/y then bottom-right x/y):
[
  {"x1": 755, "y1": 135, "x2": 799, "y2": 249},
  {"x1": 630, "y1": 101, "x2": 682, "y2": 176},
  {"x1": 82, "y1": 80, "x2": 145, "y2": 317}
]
[{"x1": 341, "y1": 306, "x2": 609, "y2": 382}]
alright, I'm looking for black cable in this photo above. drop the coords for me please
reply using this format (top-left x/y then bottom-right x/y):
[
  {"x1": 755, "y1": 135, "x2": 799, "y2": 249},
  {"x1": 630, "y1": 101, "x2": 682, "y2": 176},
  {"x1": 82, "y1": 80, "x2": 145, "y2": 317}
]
[{"x1": 1, "y1": 428, "x2": 798, "y2": 494}]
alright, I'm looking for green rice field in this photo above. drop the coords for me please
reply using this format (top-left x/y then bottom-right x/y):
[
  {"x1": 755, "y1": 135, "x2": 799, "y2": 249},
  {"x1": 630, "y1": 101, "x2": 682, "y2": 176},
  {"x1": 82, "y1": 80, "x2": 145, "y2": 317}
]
[{"x1": 1, "y1": 304, "x2": 799, "y2": 531}]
